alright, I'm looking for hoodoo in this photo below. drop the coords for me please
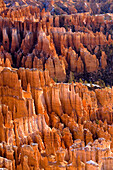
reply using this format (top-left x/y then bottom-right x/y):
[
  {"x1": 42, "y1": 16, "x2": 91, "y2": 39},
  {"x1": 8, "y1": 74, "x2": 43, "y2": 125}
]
[{"x1": 0, "y1": 0, "x2": 113, "y2": 169}]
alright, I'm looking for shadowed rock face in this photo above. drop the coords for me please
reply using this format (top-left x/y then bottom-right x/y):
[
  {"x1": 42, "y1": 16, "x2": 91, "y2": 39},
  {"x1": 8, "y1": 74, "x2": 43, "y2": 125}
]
[
  {"x1": 1, "y1": 0, "x2": 113, "y2": 14},
  {"x1": 0, "y1": 12, "x2": 113, "y2": 83},
  {"x1": 0, "y1": 1, "x2": 113, "y2": 170}
]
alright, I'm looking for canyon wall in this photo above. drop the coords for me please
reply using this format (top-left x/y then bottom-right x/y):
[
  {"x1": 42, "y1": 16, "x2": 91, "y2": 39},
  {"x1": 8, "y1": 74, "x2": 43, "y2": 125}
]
[
  {"x1": 0, "y1": 67, "x2": 112, "y2": 169},
  {"x1": 0, "y1": 1, "x2": 113, "y2": 169}
]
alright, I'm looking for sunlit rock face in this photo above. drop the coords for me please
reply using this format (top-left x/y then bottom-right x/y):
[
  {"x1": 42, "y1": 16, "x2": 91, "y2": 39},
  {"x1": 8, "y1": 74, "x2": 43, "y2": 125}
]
[
  {"x1": 0, "y1": 15, "x2": 110, "y2": 82},
  {"x1": 0, "y1": 67, "x2": 112, "y2": 169},
  {"x1": 0, "y1": 0, "x2": 113, "y2": 169}
]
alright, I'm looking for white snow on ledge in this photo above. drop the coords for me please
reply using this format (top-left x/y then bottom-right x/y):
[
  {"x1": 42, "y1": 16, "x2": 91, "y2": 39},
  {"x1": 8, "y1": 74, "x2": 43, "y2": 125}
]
[{"x1": 86, "y1": 160, "x2": 99, "y2": 166}]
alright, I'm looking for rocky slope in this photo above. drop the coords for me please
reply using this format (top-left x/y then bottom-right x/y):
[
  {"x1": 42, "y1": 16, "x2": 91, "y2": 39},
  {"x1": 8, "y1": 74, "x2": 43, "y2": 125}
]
[
  {"x1": 0, "y1": 66, "x2": 112, "y2": 169},
  {"x1": 0, "y1": 8, "x2": 113, "y2": 84},
  {"x1": 0, "y1": 0, "x2": 113, "y2": 170},
  {"x1": 1, "y1": 0, "x2": 113, "y2": 14},
  {"x1": 0, "y1": 67, "x2": 113, "y2": 169}
]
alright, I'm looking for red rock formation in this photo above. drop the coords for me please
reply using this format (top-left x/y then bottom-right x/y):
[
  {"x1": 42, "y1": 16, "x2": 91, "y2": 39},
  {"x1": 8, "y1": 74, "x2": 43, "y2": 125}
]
[
  {"x1": 2, "y1": 28, "x2": 9, "y2": 52},
  {"x1": 0, "y1": 2, "x2": 113, "y2": 169},
  {"x1": 101, "y1": 51, "x2": 107, "y2": 69},
  {"x1": 80, "y1": 47, "x2": 99, "y2": 73},
  {"x1": 0, "y1": 66, "x2": 112, "y2": 169},
  {"x1": 11, "y1": 28, "x2": 19, "y2": 53}
]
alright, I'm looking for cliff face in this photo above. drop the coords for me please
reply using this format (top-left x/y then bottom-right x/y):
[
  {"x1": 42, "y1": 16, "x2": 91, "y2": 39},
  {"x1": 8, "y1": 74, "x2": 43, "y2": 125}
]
[
  {"x1": 0, "y1": 67, "x2": 112, "y2": 169},
  {"x1": 0, "y1": 1, "x2": 113, "y2": 170},
  {"x1": 0, "y1": 12, "x2": 112, "y2": 83},
  {"x1": 1, "y1": 0, "x2": 113, "y2": 15},
  {"x1": 0, "y1": 0, "x2": 6, "y2": 13}
]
